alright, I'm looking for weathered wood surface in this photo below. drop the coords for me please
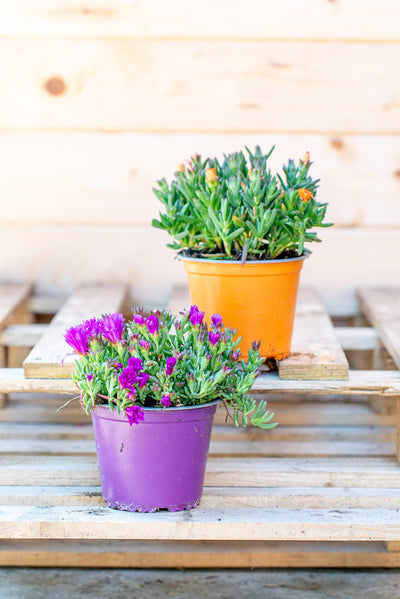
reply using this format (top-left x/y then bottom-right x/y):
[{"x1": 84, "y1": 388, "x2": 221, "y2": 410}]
[
  {"x1": 23, "y1": 284, "x2": 128, "y2": 378},
  {"x1": 0, "y1": 284, "x2": 32, "y2": 331},
  {"x1": 2, "y1": 133, "x2": 400, "y2": 229},
  {"x1": 2, "y1": 540, "x2": 400, "y2": 569},
  {"x1": 358, "y1": 288, "x2": 400, "y2": 371},
  {"x1": 1, "y1": 39, "x2": 399, "y2": 134},
  {"x1": 278, "y1": 288, "x2": 349, "y2": 380},
  {"x1": 1, "y1": 0, "x2": 399, "y2": 40}
]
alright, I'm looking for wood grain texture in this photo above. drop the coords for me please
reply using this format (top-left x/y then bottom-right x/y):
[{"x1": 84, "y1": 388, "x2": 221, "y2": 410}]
[
  {"x1": 1, "y1": 227, "x2": 400, "y2": 306},
  {"x1": 1, "y1": 540, "x2": 400, "y2": 569},
  {"x1": 358, "y1": 288, "x2": 400, "y2": 370},
  {"x1": 279, "y1": 288, "x2": 349, "y2": 380},
  {"x1": 0, "y1": 284, "x2": 32, "y2": 331},
  {"x1": 2, "y1": 505, "x2": 400, "y2": 541},
  {"x1": 23, "y1": 284, "x2": 128, "y2": 378},
  {"x1": 0, "y1": 39, "x2": 399, "y2": 133},
  {"x1": 1, "y1": 133, "x2": 400, "y2": 228},
  {"x1": 1, "y1": 0, "x2": 399, "y2": 40}
]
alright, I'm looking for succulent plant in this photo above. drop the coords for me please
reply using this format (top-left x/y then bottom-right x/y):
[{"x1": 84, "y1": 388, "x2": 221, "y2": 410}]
[{"x1": 152, "y1": 146, "x2": 332, "y2": 262}]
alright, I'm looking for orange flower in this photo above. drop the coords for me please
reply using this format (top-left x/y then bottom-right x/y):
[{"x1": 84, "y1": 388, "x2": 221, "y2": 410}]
[
  {"x1": 205, "y1": 167, "x2": 217, "y2": 183},
  {"x1": 302, "y1": 151, "x2": 310, "y2": 164},
  {"x1": 297, "y1": 188, "x2": 314, "y2": 202},
  {"x1": 177, "y1": 163, "x2": 184, "y2": 172}
]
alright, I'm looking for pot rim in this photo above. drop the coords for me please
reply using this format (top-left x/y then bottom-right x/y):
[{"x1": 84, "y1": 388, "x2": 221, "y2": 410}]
[
  {"x1": 178, "y1": 252, "x2": 309, "y2": 265},
  {"x1": 91, "y1": 398, "x2": 221, "y2": 415}
]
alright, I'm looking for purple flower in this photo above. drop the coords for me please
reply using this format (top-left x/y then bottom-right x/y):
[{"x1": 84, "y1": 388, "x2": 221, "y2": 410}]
[
  {"x1": 86, "y1": 373, "x2": 93, "y2": 382},
  {"x1": 161, "y1": 394, "x2": 172, "y2": 407},
  {"x1": 189, "y1": 305, "x2": 204, "y2": 327},
  {"x1": 119, "y1": 367, "x2": 138, "y2": 390},
  {"x1": 98, "y1": 313, "x2": 125, "y2": 344},
  {"x1": 128, "y1": 356, "x2": 144, "y2": 371},
  {"x1": 133, "y1": 313, "x2": 145, "y2": 326},
  {"x1": 115, "y1": 362, "x2": 124, "y2": 370},
  {"x1": 83, "y1": 318, "x2": 100, "y2": 337},
  {"x1": 211, "y1": 313, "x2": 223, "y2": 327},
  {"x1": 208, "y1": 331, "x2": 220, "y2": 346},
  {"x1": 146, "y1": 315, "x2": 159, "y2": 335},
  {"x1": 136, "y1": 371, "x2": 149, "y2": 389},
  {"x1": 125, "y1": 405, "x2": 145, "y2": 426},
  {"x1": 139, "y1": 339, "x2": 150, "y2": 350},
  {"x1": 166, "y1": 356, "x2": 177, "y2": 376},
  {"x1": 231, "y1": 350, "x2": 241, "y2": 362},
  {"x1": 64, "y1": 324, "x2": 90, "y2": 355}
]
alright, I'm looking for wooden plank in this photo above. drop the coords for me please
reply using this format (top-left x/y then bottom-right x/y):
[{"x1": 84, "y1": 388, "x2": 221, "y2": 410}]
[
  {"x1": 0, "y1": 284, "x2": 32, "y2": 331},
  {"x1": 358, "y1": 288, "x2": 400, "y2": 370},
  {"x1": 1, "y1": 505, "x2": 400, "y2": 541},
  {"x1": 1, "y1": 39, "x2": 399, "y2": 134},
  {"x1": 0, "y1": 437, "x2": 395, "y2": 458},
  {"x1": 1, "y1": 0, "x2": 399, "y2": 40},
  {"x1": 333, "y1": 327, "x2": 379, "y2": 351},
  {"x1": 2, "y1": 485, "x2": 400, "y2": 510},
  {"x1": 0, "y1": 540, "x2": 400, "y2": 568},
  {"x1": 278, "y1": 288, "x2": 349, "y2": 380},
  {"x1": 1, "y1": 368, "x2": 400, "y2": 395},
  {"x1": 0, "y1": 323, "x2": 48, "y2": 347},
  {"x1": 2, "y1": 133, "x2": 400, "y2": 229},
  {"x1": 23, "y1": 283, "x2": 128, "y2": 378},
  {"x1": 1, "y1": 227, "x2": 400, "y2": 309},
  {"x1": 3, "y1": 455, "x2": 400, "y2": 488}
]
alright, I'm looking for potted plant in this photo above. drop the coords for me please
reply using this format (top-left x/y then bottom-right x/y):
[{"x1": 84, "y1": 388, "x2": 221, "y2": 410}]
[
  {"x1": 152, "y1": 146, "x2": 332, "y2": 360},
  {"x1": 64, "y1": 306, "x2": 276, "y2": 513}
]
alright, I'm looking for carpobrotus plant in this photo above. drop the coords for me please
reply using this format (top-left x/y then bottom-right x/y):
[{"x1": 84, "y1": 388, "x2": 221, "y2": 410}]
[
  {"x1": 152, "y1": 145, "x2": 332, "y2": 262},
  {"x1": 64, "y1": 307, "x2": 277, "y2": 429}
]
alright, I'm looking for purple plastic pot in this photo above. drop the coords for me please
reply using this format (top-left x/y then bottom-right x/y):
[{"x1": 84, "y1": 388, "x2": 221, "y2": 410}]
[{"x1": 91, "y1": 400, "x2": 219, "y2": 513}]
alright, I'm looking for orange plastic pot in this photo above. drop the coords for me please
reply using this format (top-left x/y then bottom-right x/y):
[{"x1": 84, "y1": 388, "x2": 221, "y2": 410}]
[{"x1": 182, "y1": 255, "x2": 307, "y2": 360}]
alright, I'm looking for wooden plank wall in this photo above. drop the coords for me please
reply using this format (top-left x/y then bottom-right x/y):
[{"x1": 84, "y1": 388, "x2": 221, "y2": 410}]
[{"x1": 0, "y1": 1, "x2": 399, "y2": 306}]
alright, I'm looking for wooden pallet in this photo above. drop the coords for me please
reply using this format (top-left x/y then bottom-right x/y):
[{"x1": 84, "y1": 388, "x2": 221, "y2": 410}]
[{"x1": 0, "y1": 283, "x2": 400, "y2": 568}]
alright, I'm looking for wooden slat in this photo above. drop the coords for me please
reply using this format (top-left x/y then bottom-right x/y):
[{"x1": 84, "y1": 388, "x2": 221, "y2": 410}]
[
  {"x1": 0, "y1": 284, "x2": 32, "y2": 331},
  {"x1": 0, "y1": 323, "x2": 48, "y2": 347},
  {"x1": 278, "y1": 288, "x2": 349, "y2": 380},
  {"x1": 23, "y1": 284, "x2": 128, "y2": 378},
  {"x1": 358, "y1": 288, "x2": 400, "y2": 370},
  {"x1": 2, "y1": 368, "x2": 400, "y2": 396},
  {"x1": 1, "y1": 0, "x2": 399, "y2": 40},
  {"x1": 1, "y1": 505, "x2": 400, "y2": 541},
  {"x1": 1, "y1": 540, "x2": 399, "y2": 569},
  {"x1": 2, "y1": 485, "x2": 400, "y2": 510},
  {"x1": 1, "y1": 39, "x2": 399, "y2": 134},
  {"x1": 2, "y1": 133, "x2": 400, "y2": 229},
  {"x1": 3, "y1": 455, "x2": 400, "y2": 488}
]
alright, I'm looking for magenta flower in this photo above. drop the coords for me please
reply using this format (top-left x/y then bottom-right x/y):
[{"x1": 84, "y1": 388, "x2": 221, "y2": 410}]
[
  {"x1": 125, "y1": 405, "x2": 145, "y2": 426},
  {"x1": 133, "y1": 313, "x2": 145, "y2": 326},
  {"x1": 128, "y1": 356, "x2": 143, "y2": 371},
  {"x1": 83, "y1": 318, "x2": 100, "y2": 337},
  {"x1": 189, "y1": 305, "x2": 204, "y2": 326},
  {"x1": 86, "y1": 373, "x2": 93, "y2": 382},
  {"x1": 136, "y1": 371, "x2": 149, "y2": 389},
  {"x1": 98, "y1": 313, "x2": 125, "y2": 344},
  {"x1": 208, "y1": 331, "x2": 220, "y2": 346},
  {"x1": 64, "y1": 324, "x2": 90, "y2": 355},
  {"x1": 146, "y1": 315, "x2": 159, "y2": 335},
  {"x1": 211, "y1": 313, "x2": 223, "y2": 327},
  {"x1": 115, "y1": 362, "x2": 124, "y2": 370},
  {"x1": 166, "y1": 356, "x2": 177, "y2": 376},
  {"x1": 161, "y1": 394, "x2": 172, "y2": 407},
  {"x1": 119, "y1": 367, "x2": 138, "y2": 390},
  {"x1": 139, "y1": 339, "x2": 150, "y2": 350}
]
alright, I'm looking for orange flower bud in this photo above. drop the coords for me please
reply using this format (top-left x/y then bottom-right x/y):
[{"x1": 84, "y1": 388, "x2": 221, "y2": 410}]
[
  {"x1": 297, "y1": 188, "x2": 314, "y2": 202},
  {"x1": 177, "y1": 163, "x2": 184, "y2": 172},
  {"x1": 205, "y1": 167, "x2": 217, "y2": 183},
  {"x1": 302, "y1": 151, "x2": 310, "y2": 164}
]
